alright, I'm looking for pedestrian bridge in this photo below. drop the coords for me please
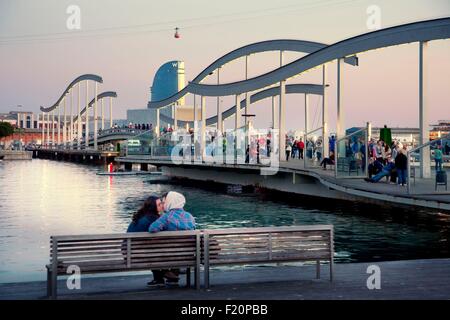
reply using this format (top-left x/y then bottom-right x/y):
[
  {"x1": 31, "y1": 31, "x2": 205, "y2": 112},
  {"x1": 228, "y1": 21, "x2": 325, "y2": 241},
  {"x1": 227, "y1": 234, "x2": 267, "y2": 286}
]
[
  {"x1": 148, "y1": 17, "x2": 450, "y2": 183},
  {"x1": 116, "y1": 154, "x2": 450, "y2": 212}
]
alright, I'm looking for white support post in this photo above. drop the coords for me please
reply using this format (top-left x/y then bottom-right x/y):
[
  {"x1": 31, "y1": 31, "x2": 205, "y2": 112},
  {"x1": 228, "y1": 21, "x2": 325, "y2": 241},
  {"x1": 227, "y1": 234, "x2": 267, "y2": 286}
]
[
  {"x1": 217, "y1": 68, "x2": 222, "y2": 133},
  {"x1": 234, "y1": 94, "x2": 241, "y2": 163},
  {"x1": 304, "y1": 93, "x2": 309, "y2": 168},
  {"x1": 85, "y1": 80, "x2": 89, "y2": 150},
  {"x1": 272, "y1": 96, "x2": 277, "y2": 129},
  {"x1": 305, "y1": 94, "x2": 309, "y2": 136},
  {"x1": 336, "y1": 58, "x2": 344, "y2": 140},
  {"x1": 245, "y1": 56, "x2": 251, "y2": 150},
  {"x1": 94, "y1": 82, "x2": 98, "y2": 150},
  {"x1": 156, "y1": 109, "x2": 160, "y2": 137},
  {"x1": 173, "y1": 103, "x2": 178, "y2": 131},
  {"x1": 101, "y1": 98, "x2": 105, "y2": 130},
  {"x1": 31, "y1": 113, "x2": 34, "y2": 129},
  {"x1": 419, "y1": 41, "x2": 430, "y2": 178},
  {"x1": 70, "y1": 88, "x2": 73, "y2": 149},
  {"x1": 336, "y1": 58, "x2": 346, "y2": 158},
  {"x1": 57, "y1": 105, "x2": 61, "y2": 147},
  {"x1": 245, "y1": 55, "x2": 249, "y2": 125},
  {"x1": 41, "y1": 111, "x2": 45, "y2": 146},
  {"x1": 278, "y1": 51, "x2": 285, "y2": 162},
  {"x1": 109, "y1": 97, "x2": 113, "y2": 129},
  {"x1": 50, "y1": 111, "x2": 54, "y2": 148},
  {"x1": 193, "y1": 95, "x2": 197, "y2": 132},
  {"x1": 279, "y1": 80, "x2": 286, "y2": 162},
  {"x1": 193, "y1": 95, "x2": 197, "y2": 159},
  {"x1": 63, "y1": 97, "x2": 67, "y2": 148},
  {"x1": 46, "y1": 112, "x2": 50, "y2": 147},
  {"x1": 77, "y1": 83, "x2": 81, "y2": 150},
  {"x1": 200, "y1": 96, "x2": 206, "y2": 162},
  {"x1": 322, "y1": 65, "x2": 329, "y2": 157},
  {"x1": 193, "y1": 95, "x2": 197, "y2": 122}
]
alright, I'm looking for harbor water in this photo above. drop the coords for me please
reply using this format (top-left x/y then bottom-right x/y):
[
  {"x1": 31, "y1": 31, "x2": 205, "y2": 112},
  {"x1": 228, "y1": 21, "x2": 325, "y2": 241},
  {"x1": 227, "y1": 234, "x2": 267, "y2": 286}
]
[{"x1": 0, "y1": 159, "x2": 449, "y2": 283}]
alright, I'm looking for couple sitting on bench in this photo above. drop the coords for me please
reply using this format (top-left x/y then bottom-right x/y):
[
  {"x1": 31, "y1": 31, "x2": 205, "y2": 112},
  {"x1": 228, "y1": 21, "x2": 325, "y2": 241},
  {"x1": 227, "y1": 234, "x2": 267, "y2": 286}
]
[{"x1": 126, "y1": 191, "x2": 196, "y2": 288}]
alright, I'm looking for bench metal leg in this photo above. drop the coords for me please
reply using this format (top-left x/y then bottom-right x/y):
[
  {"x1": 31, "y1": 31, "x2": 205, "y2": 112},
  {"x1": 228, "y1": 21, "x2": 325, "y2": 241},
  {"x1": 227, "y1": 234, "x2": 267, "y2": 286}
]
[
  {"x1": 195, "y1": 264, "x2": 200, "y2": 290},
  {"x1": 186, "y1": 267, "x2": 191, "y2": 288},
  {"x1": 316, "y1": 260, "x2": 320, "y2": 279},
  {"x1": 204, "y1": 264, "x2": 209, "y2": 289},
  {"x1": 195, "y1": 233, "x2": 201, "y2": 290},
  {"x1": 330, "y1": 260, "x2": 334, "y2": 282},
  {"x1": 50, "y1": 271, "x2": 57, "y2": 299},
  {"x1": 204, "y1": 234, "x2": 210, "y2": 289},
  {"x1": 47, "y1": 268, "x2": 52, "y2": 298}
]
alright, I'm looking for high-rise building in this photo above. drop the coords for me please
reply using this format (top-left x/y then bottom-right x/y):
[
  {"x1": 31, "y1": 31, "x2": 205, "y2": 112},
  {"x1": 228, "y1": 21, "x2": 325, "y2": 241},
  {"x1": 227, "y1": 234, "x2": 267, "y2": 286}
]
[{"x1": 127, "y1": 60, "x2": 194, "y2": 129}]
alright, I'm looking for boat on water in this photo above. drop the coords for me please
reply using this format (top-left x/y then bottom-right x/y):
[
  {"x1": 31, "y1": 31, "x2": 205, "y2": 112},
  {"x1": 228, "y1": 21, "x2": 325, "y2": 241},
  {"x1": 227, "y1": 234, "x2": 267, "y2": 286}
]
[{"x1": 96, "y1": 171, "x2": 163, "y2": 176}]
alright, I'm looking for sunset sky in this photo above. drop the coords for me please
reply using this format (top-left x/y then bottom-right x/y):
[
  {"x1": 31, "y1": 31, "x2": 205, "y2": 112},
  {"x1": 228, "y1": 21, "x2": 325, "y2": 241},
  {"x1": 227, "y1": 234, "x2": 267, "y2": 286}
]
[{"x1": 0, "y1": 0, "x2": 449, "y2": 131}]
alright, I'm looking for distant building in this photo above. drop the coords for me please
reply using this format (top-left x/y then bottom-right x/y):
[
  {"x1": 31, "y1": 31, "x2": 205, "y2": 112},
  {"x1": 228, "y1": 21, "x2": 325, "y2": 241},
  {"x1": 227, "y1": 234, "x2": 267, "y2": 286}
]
[
  {"x1": 0, "y1": 112, "x2": 17, "y2": 126},
  {"x1": 0, "y1": 111, "x2": 60, "y2": 147},
  {"x1": 127, "y1": 60, "x2": 196, "y2": 129},
  {"x1": 346, "y1": 126, "x2": 420, "y2": 145},
  {"x1": 430, "y1": 120, "x2": 450, "y2": 140},
  {"x1": 1, "y1": 111, "x2": 39, "y2": 129},
  {"x1": 151, "y1": 60, "x2": 185, "y2": 105}
]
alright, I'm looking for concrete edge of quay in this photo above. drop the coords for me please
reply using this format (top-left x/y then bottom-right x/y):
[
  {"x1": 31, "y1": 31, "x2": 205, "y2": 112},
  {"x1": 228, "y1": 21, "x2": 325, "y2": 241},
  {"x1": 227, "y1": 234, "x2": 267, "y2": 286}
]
[{"x1": 115, "y1": 157, "x2": 450, "y2": 213}]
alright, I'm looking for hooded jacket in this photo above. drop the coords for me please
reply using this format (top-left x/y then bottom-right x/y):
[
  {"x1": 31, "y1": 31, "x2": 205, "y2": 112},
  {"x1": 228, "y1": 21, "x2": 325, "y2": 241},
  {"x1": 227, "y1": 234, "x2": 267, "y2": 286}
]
[{"x1": 148, "y1": 192, "x2": 195, "y2": 232}]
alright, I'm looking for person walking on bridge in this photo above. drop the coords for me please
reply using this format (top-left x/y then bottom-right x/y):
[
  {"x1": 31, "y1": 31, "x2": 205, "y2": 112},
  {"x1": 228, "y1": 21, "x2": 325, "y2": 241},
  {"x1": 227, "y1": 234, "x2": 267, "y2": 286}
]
[
  {"x1": 285, "y1": 143, "x2": 292, "y2": 161},
  {"x1": 434, "y1": 145, "x2": 443, "y2": 172},
  {"x1": 395, "y1": 148, "x2": 408, "y2": 186},
  {"x1": 298, "y1": 139, "x2": 304, "y2": 159}
]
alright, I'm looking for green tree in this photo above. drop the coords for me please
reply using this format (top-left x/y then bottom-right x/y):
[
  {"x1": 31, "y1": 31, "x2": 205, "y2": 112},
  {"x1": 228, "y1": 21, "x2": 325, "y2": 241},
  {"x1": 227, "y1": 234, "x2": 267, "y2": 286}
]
[
  {"x1": 0, "y1": 122, "x2": 14, "y2": 139},
  {"x1": 0, "y1": 122, "x2": 14, "y2": 149}
]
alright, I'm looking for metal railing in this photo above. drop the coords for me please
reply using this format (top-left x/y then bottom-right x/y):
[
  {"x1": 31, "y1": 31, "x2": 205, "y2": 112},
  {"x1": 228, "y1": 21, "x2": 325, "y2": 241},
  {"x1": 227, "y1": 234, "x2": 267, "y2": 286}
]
[
  {"x1": 304, "y1": 126, "x2": 323, "y2": 169},
  {"x1": 335, "y1": 123, "x2": 370, "y2": 179},
  {"x1": 407, "y1": 133, "x2": 450, "y2": 194},
  {"x1": 125, "y1": 129, "x2": 155, "y2": 156}
]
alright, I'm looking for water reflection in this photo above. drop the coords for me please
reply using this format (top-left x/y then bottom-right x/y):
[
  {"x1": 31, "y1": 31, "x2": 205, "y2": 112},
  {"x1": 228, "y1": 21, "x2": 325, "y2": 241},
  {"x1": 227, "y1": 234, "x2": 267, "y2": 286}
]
[{"x1": 0, "y1": 159, "x2": 449, "y2": 283}]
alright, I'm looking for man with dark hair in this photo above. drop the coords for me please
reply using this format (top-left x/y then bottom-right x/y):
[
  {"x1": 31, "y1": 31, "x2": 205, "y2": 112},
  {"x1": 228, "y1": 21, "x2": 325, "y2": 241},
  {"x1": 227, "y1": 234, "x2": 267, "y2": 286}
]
[{"x1": 395, "y1": 148, "x2": 408, "y2": 186}]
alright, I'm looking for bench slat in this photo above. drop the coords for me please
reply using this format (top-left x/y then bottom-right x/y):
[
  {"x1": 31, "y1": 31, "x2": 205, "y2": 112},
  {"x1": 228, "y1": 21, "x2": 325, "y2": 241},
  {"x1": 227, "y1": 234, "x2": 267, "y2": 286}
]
[
  {"x1": 204, "y1": 226, "x2": 332, "y2": 236},
  {"x1": 209, "y1": 252, "x2": 331, "y2": 264},
  {"x1": 54, "y1": 260, "x2": 196, "y2": 274}
]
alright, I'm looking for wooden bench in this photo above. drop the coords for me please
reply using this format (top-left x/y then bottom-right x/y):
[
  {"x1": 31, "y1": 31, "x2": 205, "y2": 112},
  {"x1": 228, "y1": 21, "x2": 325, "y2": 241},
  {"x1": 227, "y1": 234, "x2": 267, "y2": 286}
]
[
  {"x1": 47, "y1": 230, "x2": 201, "y2": 299},
  {"x1": 202, "y1": 225, "x2": 334, "y2": 288}
]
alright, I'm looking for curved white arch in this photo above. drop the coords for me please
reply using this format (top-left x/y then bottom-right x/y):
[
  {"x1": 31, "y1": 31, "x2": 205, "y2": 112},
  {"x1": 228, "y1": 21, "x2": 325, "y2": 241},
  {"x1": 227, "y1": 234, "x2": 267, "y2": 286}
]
[
  {"x1": 40, "y1": 74, "x2": 103, "y2": 113},
  {"x1": 188, "y1": 18, "x2": 450, "y2": 96},
  {"x1": 73, "y1": 91, "x2": 117, "y2": 123},
  {"x1": 148, "y1": 39, "x2": 355, "y2": 109},
  {"x1": 159, "y1": 83, "x2": 323, "y2": 126},
  {"x1": 149, "y1": 17, "x2": 449, "y2": 109}
]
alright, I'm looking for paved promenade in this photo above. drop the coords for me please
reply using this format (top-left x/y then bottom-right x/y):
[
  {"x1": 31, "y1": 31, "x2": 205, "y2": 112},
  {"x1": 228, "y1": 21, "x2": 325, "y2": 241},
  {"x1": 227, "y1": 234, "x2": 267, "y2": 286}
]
[
  {"x1": 1, "y1": 259, "x2": 449, "y2": 300},
  {"x1": 280, "y1": 158, "x2": 450, "y2": 210}
]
